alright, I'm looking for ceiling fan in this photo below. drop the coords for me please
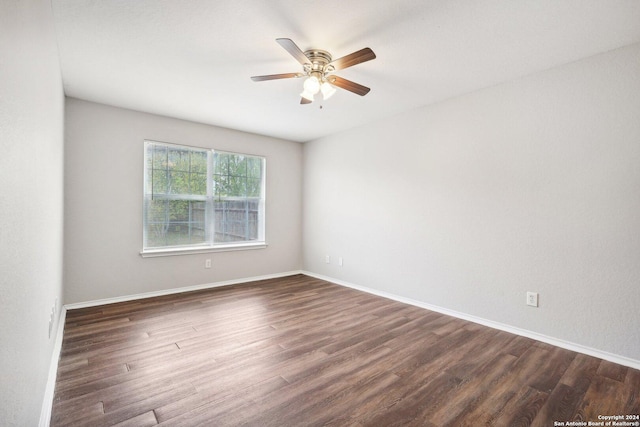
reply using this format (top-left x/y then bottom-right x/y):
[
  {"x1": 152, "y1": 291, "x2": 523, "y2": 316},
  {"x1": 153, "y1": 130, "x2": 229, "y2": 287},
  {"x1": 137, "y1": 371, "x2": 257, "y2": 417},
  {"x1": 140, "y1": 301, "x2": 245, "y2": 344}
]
[{"x1": 251, "y1": 38, "x2": 376, "y2": 105}]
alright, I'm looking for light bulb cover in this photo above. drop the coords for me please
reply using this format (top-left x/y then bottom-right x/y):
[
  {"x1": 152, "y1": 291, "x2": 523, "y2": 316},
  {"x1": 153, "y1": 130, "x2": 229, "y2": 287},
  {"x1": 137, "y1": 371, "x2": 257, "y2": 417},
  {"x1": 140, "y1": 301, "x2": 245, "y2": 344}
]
[
  {"x1": 303, "y1": 76, "x2": 321, "y2": 94},
  {"x1": 321, "y1": 82, "x2": 336, "y2": 100}
]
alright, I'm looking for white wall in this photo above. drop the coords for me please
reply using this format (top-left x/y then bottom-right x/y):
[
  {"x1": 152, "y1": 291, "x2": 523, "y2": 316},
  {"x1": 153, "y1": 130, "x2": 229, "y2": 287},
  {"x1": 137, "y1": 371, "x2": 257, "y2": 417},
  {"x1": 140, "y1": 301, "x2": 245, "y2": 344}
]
[
  {"x1": 0, "y1": 0, "x2": 65, "y2": 425},
  {"x1": 303, "y1": 43, "x2": 640, "y2": 362},
  {"x1": 64, "y1": 99, "x2": 302, "y2": 304}
]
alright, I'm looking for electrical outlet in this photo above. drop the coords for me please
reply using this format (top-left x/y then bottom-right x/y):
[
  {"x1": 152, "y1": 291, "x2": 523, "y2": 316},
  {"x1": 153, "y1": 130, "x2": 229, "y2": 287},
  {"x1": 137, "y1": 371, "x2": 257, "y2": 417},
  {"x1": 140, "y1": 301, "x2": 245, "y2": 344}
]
[
  {"x1": 205, "y1": 259, "x2": 212, "y2": 269},
  {"x1": 338, "y1": 257, "x2": 343, "y2": 267},
  {"x1": 325, "y1": 255, "x2": 330, "y2": 264},
  {"x1": 526, "y1": 292, "x2": 539, "y2": 307}
]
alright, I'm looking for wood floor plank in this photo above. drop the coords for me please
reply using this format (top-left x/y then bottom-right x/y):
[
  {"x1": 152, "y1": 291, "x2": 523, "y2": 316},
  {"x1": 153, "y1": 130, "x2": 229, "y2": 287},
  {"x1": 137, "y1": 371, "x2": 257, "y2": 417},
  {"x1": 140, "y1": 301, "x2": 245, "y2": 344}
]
[
  {"x1": 531, "y1": 383, "x2": 581, "y2": 427},
  {"x1": 558, "y1": 353, "x2": 601, "y2": 391},
  {"x1": 501, "y1": 335, "x2": 536, "y2": 358},
  {"x1": 526, "y1": 344, "x2": 576, "y2": 393},
  {"x1": 442, "y1": 328, "x2": 511, "y2": 380},
  {"x1": 578, "y1": 374, "x2": 637, "y2": 420},
  {"x1": 112, "y1": 410, "x2": 158, "y2": 427},
  {"x1": 453, "y1": 345, "x2": 556, "y2": 425},
  {"x1": 494, "y1": 385, "x2": 549, "y2": 427},
  {"x1": 429, "y1": 353, "x2": 519, "y2": 425},
  {"x1": 51, "y1": 274, "x2": 640, "y2": 426},
  {"x1": 158, "y1": 376, "x2": 289, "y2": 426},
  {"x1": 358, "y1": 371, "x2": 463, "y2": 427},
  {"x1": 597, "y1": 359, "x2": 628, "y2": 382}
]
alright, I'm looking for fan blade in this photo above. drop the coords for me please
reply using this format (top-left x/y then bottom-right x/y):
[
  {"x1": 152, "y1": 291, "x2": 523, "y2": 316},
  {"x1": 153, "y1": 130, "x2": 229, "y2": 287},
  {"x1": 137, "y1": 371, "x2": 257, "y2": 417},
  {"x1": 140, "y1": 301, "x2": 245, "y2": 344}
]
[
  {"x1": 300, "y1": 97, "x2": 312, "y2": 104},
  {"x1": 251, "y1": 72, "x2": 304, "y2": 82},
  {"x1": 276, "y1": 38, "x2": 310, "y2": 66},
  {"x1": 329, "y1": 47, "x2": 376, "y2": 71},
  {"x1": 328, "y1": 76, "x2": 371, "y2": 96}
]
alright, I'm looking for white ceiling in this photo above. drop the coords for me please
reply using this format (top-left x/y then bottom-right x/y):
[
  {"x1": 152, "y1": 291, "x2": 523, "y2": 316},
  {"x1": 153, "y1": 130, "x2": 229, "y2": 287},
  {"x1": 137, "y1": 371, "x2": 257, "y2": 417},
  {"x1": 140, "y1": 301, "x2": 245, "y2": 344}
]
[{"x1": 52, "y1": 0, "x2": 640, "y2": 143}]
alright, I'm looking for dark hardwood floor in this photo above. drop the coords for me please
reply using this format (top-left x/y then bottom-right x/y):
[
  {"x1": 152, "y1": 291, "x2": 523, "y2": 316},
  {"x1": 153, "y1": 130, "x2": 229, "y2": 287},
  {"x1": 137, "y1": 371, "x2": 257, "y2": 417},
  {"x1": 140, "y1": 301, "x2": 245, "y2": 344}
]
[{"x1": 51, "y1": 274, "x2": 639, "y2": 426}]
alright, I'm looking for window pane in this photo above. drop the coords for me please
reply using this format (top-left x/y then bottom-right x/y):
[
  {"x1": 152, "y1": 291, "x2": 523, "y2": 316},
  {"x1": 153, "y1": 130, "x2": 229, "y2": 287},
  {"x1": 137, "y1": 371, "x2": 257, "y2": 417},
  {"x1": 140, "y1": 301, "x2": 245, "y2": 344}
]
[
  {"x1": 213, "y1": 173, "x2": 228, "y2": 198},
  {"x1": 144, "y1": 198, "x2": 207, "y2": 248},
  {"x1": 229, "y1": 155, "x2": 247, "y2": 177},
  {"x1": 168, "y1": 148, "x2": 190, "y2": 172},
  {"x1": 151, "y1": 170, "x2": 168, "y2": 195},
  {"x1": 189, "y1": 172, "x2": 207, "y2": 195},
  {"x1": 214, "y1": 199, "x2": 256, "y2": 242},
  {"x1": 228, "y1": 175, "x2": 246, "y2": 197},
  {"x1": 211, "y1": 152, "x2": 264, "y2": 244},
  {"x1": 148, "y1": 145, "x2": 209, "y2": 196},
  {"x1": 169, "y1": 171, "x2": 190, "y2": 194},
  {"x1": 151, "y1": 145, "x2": 168, "y2": 169},
  {"x1": 247, "y1": 178, "x2": 261, "y2": 197},
  {"x1": 214, "y1": 152, "x2": 228, "y2": 175},
  {"x1": 247, "y1": 157, "x2": 261, "y2": 179},
  {"x1": 191, "y1": 151, "x2": 207, "y2": 173}
]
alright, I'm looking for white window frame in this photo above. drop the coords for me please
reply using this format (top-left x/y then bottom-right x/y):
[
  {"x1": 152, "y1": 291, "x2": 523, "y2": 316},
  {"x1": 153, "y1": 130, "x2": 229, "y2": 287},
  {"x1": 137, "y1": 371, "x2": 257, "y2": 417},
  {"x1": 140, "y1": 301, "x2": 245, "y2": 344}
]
[{"x1": 141, "y1": 140, "x2": 266, "y2": 257}]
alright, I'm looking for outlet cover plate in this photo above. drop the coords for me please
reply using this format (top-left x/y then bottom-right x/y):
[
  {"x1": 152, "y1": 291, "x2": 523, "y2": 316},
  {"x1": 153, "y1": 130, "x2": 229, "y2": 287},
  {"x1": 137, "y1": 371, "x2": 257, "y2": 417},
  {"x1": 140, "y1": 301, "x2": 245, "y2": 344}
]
[{"x1": 526, "y1": 292, "x2": 539, "y2": 307}]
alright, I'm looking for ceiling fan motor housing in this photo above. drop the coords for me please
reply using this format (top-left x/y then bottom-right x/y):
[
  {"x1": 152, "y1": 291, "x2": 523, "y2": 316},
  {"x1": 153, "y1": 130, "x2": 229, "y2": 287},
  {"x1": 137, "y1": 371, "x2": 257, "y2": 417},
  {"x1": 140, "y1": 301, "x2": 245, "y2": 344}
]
[{"x1": 304, "y1": 49, "x2": 334, "y2": 77}]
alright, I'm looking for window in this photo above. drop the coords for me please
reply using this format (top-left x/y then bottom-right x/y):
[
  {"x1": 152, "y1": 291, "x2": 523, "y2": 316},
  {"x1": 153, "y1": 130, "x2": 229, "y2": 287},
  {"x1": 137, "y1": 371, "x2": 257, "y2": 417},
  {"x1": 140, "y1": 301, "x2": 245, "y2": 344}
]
[{"x1": 143, "y1": 141, "x2": 265, "y2": 255}]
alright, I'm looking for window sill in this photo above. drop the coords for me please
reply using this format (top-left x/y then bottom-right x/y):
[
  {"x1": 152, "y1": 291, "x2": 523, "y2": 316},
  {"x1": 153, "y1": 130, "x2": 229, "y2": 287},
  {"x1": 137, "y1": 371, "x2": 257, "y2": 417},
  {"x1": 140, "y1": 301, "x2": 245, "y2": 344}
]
[{"x1": 140, "y1": 242, "x2": 268, "y2": 258}]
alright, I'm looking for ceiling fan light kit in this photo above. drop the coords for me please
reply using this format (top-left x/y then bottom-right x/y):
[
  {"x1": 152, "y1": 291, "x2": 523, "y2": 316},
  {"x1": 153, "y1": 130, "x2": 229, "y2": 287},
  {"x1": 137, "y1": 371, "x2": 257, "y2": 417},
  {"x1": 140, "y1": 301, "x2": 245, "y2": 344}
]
[{"x1": 251, "y1": 38, "x2": 376, "y2": 105}]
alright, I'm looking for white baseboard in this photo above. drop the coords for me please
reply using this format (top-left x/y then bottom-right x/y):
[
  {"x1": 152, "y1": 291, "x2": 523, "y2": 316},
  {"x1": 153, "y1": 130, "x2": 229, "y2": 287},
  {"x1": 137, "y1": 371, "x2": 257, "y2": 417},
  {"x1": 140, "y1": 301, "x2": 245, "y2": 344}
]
[
  {"x1": 41, "y1": 270, "x2": 303, "y2": 426},
  {"x1": 302, "y1": 270, "x2": 640, "y2": 371},
  {"x1": 64, "y1": 270, "x2": 303, "y2": 310},
  {"x1": 39, "y1": 306, "x2": 67, "y2": 427}
]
